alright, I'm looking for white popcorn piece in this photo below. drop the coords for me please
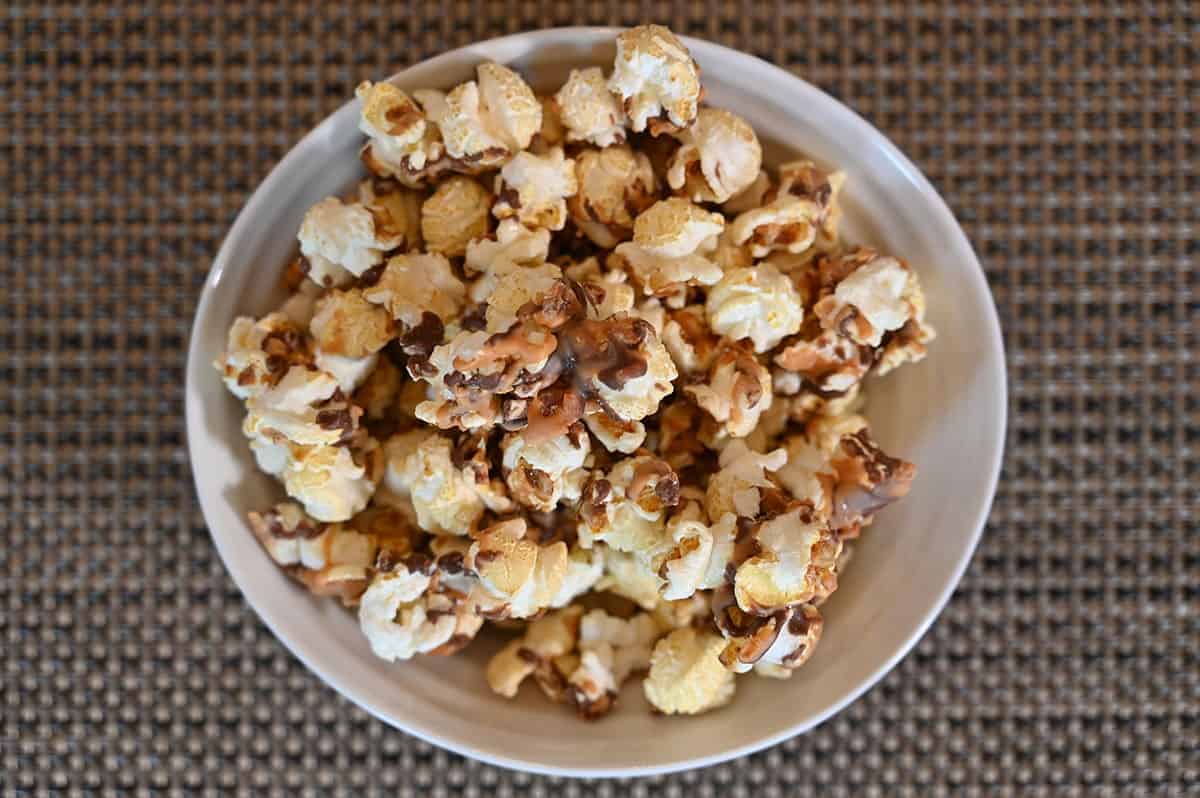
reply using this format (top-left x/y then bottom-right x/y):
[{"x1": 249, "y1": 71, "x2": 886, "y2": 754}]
[
  {"x1": 633, "y1": 197, "x2": 724, "y2": 258},
  {"x1": 551, "y1": 545, "x2": 605, "y2": 608},
  {"x1": 421, "y1": 175, "x2": 493, "y2": 258},
  {"x1": 643, "y1": 627, "x2": 736, "y2": 715},
  {"x1": 595, "y1": 546, "x2": 663, "y2": 610},
  {"x1": 214, "y1": 312, "x2": 311, "y2": 400},
  {"x1": 359, "y1": 178, "x2": 424, "y2": 252},
  {"x1": 667, "y1": 107, "x2": 762, "y2": 204},
  {"x1": 563, "y1": 609, "x2": 661, "y2": 717},
  {"x1": 248, "y1": 502, "x2": 380, "y2": 604},
  {"x1": 554, "y1": 67, "x2": 627, "y2": 147},
  {"x1": 705, "y1": 439, "x2": 787, "y2": 521},
  {"x1": 298, "y1": 197, "x2": 403, "y2": 286},
  {"x1": 283, "y1": 442, "x2": 381, "y2": 523},
  {"x1": 486, "y1": 605, "x2": 583, "y2": 698},
  {"x1": 612, "y1": 198, "x2": 724, "y2": 301},
  {"x1": 493, "y1": 147, "x2": 578, "y2": 232},
  {"x1": 685, "y1": 342, "x2": 774, "y2": 439},
  {"x1": 734, "y1": 502, "x2": 841, "y2": 613},
  {"x1": 465, "y1": 218, "x2": 553, "y2": 300},
  {"x1": 728, "y1": 161, "x2": 845, "y2": 259},
  {"x1": 659, "y1": 505, "x2": 736, "y2": 601},
  {"x1": 467, "y1": 518, "x2": 569, "y2": 619},
  {"x1": 661, "y1": 305, "x2": 719, "y2": 375},
  {"x1": 608, "y1": 25, "x2": 702, "y2": 134},
  {"x1": 485, "y1": 261, "x2": 563, "y2": 334},
  {"x1": 705, "y1": 262, "x2": 804, "y2": 353},
  {"x1": 584, "y1": 411, "x2": 646, "y2": 454},
  {"x1": 314, "y1": 350, "x2": 378, "y2": 394},
  {"x1": 310, "y1": 288, "x2": 393, "y2": 359},
  {"x1": 384, "y1": 430, "x2": 488, "y2": 537},
  {"x1": 592, "y1": 324, "x2": 678, "y2": 422},
  {"x1": 358, "y1": 565, "x2": 454, "y2": 661},
  {"x1": 356, "y1": 80, "x2": 443, "y2": 179},
  {"x1": 753, "y1": 604, "x2": 823, "y2": 677},
  {"x1": 432, "y1": 62, "x2": 541, "y2": 165},
  {"x1": 501, "y1": 424, "x2": 591, "y2": 512},
  {"x1": 362, "y1": 252, "x2": 466, "y2": 329},
  {"x1": 242, "y1": 366, "x2": 344, "y2": 448},
  {"x1": 815, "y1": 252, "x2": 916, "y2": 347},
  {"x1": 568, "y1": 144, "x2": 659, "y2": 249}
]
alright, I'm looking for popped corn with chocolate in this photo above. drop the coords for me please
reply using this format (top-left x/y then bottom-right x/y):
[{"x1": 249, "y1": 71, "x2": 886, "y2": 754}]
[{"x1": 216, "y1": 25, "x2": 933, "y2": 721}]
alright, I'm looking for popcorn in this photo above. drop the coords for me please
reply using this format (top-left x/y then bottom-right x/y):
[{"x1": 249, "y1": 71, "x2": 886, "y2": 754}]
[
  {"x1": 310, "y1": 289, "x2": 393, "y2": 359},
  {"x1": 486, "y1": 262, "x2": 563, "y2": 334},
  {"x1": 633, "y1": 197, "x2": 724, "y2": 258},
  {"x1": 242, "y1": 366, "x2": 345, "y2": 447},
  {"x1": 356, "y1": 81, "x2": 443, "y2": 180},
  {"x1": 314, "y1": 350, "x2": 378, "y2": 394},
  {"x1": 584, "y1": 411, "x2": 646, "y2": 454},
  {"x1": 643, "y1": 627, "x2": 736, "y2": 715},
  {"x1": 773, "y1": 329, "x2": 869, "y2": 394},
  {"x1": 685, "y1": 342, "x2": 774, "y2": 439},
  {"x1": 828, "y1": 427, "x2": 916, "y2": 536},
  {"x1": 578, "y1": 454, "x2": 679, "y2": 551},
  {"x1": 732, "y1": 500, "x2": 841, "y2": 612},
  {"x1": 486, "y1": 605, "x2": 583, "y2": 698},
  {"x1": 420, "y1": 175, "x2": 493, "y2": 258},
  {"x1": 556, "y1": 315, "x2": 678, "y2": 422},
  {"x1": 429, "y1": 62, "x2": 541, "y2": 166},
  {"x1": 359, "y1": 178, "x2": 424, "y2": 251},
  {"x1": 220, "y1": 25, "x2": 931, "y2": 721},
  {"x1": 658, "y1": 502, "x2": 736, "y2": 601},
  {"x1": 567, "y1": 145, "x2": 659, "y2": 249},
  {"x1": 706, "y1": 262, "x2": 804, "y2": 354},
  {"x1": 491, "y1": 147, "x2": 578, "y2": 232},
  {"x1": 705, "y1": 439, "x2": 787, "y2": 521},
  {"x1": 282, "y1": 441, "x2": 382, "y2": 522},
  {"x1": 362, "y1": 252, "x2": 466, "y2": 329},
  {"x1": 667, "y1": 108, "x2": 762, "y2": 203},
  {"x1": 661, "y1": 305, "x2": 719, "y2": 374},
  {"x1": 554, "y1": 67, "x2": 627, "y2": 147},
  {"x1": 467, "y1": 518, "x2": 569, "y2": 619},
  {"x1": 247, "y1": 502, "x2": 375, "y2": 602},
  {"x1": 465, "y1": 218, "x2": 553, "y2": 297},
  {"x1": 501, "y1": 423, "x2": 591, "y2": 511},
  {"x1": 722, "y1": 169, "x2": 771, "y2": 214},
  {"x1": 753, "y1": 604, "x2": 823, "y2": 677},
  {"x1": 214, "y1": 313, "x2": 312, "y2": 400},
  {"x1": 816, "y1": 252, "x2": 911, "y2": 347},
  {"x1": 298, "y1": 197, "x2": 403, "y2": 286},
  {"x1": 612, "y1": 198, "x2": 724, "y2": 301},
  {"x1": 595, "y1": 546, "x2": 663, "y2": 610},
  {"x1": 566, "y1": 609, "x2": 661, "y2": 717},
  {"x1": 359, "y1": 555, "x2": 484, "y2": 661},
  {"x1": 383, "y1": 429, "x2": 511, "y2": 536},
  {"x1": 727, "y1": 161, "x2": 844, "y2": 259},
  {"x1": 609, "y1": 25, "x2": 702, "y2": 134}
]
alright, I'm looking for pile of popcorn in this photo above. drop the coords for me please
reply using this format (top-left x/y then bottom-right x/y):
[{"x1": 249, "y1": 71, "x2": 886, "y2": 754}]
[{"x1": 216, "y1": 25, "x2": 933, "y2": 719}]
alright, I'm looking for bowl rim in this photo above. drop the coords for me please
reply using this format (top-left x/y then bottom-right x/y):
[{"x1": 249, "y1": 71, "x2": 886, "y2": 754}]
[{"x1": 186, "y1": 25, "x2": 1007, "y2": 778}]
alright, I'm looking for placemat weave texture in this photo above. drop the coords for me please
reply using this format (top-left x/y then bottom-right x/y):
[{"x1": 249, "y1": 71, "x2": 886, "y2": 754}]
[{"x1": 3, "y1": 2, "x2": 1197, "y2": 794}]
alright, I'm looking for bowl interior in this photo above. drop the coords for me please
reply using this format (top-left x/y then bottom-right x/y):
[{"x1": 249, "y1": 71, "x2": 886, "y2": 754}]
[{"x1": 186, "y1": 28, "x2": 1005, "y2": 777}]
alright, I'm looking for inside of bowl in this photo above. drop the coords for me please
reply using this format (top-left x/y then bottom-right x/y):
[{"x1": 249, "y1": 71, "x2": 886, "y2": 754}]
[{"x1": 189, "y1": 30, "x2": 1004, "y2": 775}]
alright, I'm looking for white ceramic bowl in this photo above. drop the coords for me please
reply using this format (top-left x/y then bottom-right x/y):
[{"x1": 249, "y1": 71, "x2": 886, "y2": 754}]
[{"x1": 186, "y1": 27, "x2": 1006, "y2": 777}]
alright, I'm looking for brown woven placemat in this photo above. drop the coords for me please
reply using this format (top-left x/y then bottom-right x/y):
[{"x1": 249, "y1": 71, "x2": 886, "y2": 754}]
[{"x1": 3, "y1": 2, "x2": 1197, "y2": 794}]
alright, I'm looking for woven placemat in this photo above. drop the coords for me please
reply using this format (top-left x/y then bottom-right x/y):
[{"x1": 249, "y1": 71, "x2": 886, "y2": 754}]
[{"x1": 3, "y1": 2, "x2": 1197, "y2": 794}]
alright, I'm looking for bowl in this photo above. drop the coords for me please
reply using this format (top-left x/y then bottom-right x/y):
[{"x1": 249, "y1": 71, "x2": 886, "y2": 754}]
[{"x1": 185, "y1": 27, "x2": 1006, "y2": 777}]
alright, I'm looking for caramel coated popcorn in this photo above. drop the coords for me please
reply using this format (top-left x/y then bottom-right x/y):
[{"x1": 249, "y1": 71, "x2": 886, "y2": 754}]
[{"x1": 218, "y1": 25, "x2": 931, "y2": 722}]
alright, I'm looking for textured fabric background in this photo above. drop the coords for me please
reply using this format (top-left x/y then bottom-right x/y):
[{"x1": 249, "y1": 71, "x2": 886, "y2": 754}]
[{"x1": 3, "y1": 2, "x2": 1198, "y2": 795}]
